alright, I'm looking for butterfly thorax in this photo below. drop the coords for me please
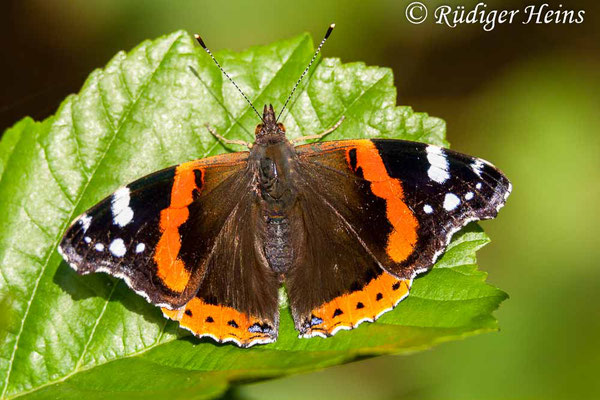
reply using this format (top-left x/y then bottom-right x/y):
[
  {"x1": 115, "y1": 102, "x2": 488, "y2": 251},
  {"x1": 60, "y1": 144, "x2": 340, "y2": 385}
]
[{"x1": 250, "y1": 105, "x2": 297, "y2": 209}]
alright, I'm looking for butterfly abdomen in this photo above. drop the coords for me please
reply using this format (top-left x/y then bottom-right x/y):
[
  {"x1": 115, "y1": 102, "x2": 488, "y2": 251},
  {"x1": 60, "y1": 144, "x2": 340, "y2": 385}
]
[{"x1": 264, "y1": 216, "x2": 293, "y2": 274}]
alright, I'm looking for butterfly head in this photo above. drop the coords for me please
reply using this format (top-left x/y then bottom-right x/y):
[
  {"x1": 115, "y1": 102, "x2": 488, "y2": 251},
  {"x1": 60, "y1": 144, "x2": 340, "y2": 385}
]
[{"x1": 254, "y1": 104, "x2": 286, "y2": 145}]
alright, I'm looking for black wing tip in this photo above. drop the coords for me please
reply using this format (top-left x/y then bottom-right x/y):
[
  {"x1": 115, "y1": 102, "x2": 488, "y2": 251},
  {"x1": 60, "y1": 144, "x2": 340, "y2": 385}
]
[
  {"x1": 486, "y1": 174, "x2": 512, "y2": 216},
  {"x1": 57, "y1": 242, "x2": 83, "y2": 273}
]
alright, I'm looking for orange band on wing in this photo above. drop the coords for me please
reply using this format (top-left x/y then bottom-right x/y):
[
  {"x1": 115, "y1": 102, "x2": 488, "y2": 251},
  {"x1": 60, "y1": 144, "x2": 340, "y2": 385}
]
[
  {"x1": 162, "y1": 298, "x2": 276, "y2": 347},
  {"x1": 305, "y1": 272, "x2": 411, "y2": 337},
  {"x1": 154, "y1": 161, "x2": 203, "y2": 292},
  {"x1": 349, "y1": 141, "x2": 419, "y2": 263}
]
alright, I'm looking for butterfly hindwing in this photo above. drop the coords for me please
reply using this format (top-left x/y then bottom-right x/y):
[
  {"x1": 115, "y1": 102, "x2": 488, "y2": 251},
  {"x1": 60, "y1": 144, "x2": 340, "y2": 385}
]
[
  {"x1": 284, "y1": 183, "x2": 413, "y2": 336},
  {"x1": 286, "y1": 139, "x2": 510, "y2": 335},
  {"x1": 60, "y1": 151, "x2": 280, "y2": 346},
  {"x1": 162, "y1": 187, "x2": 280, "y2": 347}
]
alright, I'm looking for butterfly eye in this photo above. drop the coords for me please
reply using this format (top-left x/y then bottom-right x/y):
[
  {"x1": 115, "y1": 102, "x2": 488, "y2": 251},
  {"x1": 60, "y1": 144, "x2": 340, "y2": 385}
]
[
  {"x1": 277, "y1": 123, "x2": 286, "y2": 132},
  {"x1": 255, "y1": 124, "x2": 264, "y2": 135}
]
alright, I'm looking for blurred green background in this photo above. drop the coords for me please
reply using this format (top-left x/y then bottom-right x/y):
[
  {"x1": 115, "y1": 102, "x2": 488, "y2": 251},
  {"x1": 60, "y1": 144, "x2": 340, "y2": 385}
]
[{"x1": 2, "y1": 0, "x2": 598, "y2": 398}]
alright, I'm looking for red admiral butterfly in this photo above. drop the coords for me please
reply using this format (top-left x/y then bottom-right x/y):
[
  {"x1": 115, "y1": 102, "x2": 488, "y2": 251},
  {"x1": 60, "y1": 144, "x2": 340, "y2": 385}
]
[{"x1": 59, "y1": 24, "x2": 511, "y2": 347}]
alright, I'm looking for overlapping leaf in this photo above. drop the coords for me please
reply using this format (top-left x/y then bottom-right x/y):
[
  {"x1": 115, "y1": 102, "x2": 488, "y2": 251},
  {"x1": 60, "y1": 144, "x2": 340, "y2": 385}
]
[{"x1": 0, "y1": 31, "x2": 506, "y2": 399}]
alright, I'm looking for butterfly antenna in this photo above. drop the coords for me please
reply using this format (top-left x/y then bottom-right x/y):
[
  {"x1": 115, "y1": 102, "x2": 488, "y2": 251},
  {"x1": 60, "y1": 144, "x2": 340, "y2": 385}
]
[
  {"x1": 194, "y1": 34, "x2": 264, "y2": 123},
  {"x1": 276, "y1": 23, "x2": 335, "y2": 122}
]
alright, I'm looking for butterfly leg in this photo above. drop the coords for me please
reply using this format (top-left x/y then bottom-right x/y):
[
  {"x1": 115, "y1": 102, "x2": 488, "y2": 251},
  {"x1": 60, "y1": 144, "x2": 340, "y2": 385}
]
[
  {"x1": 205, "y1": 124, "x2": 253, "y2": 149},
  {"x1": 291, "y1": 116, "x2": 345, "y2": 144}
]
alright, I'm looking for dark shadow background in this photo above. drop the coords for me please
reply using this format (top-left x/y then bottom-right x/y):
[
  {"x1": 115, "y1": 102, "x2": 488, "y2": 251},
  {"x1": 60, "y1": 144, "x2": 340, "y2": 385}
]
[{"x1": 2, "y1": 0, "x2": 599, "y2": 398}]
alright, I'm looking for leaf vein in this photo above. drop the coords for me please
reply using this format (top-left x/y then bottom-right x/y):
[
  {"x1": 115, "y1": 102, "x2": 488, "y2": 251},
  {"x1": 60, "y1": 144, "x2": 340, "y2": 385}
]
[
  {"x1": 68, "y1": 99, "x2": 89, "y2": 178},
  {"x1": 21, "y1": 208, "x2": 53, "y2": 239},
  {"x1": 37, "y1": 138, "x2": 75, "y2": 205},
  {"x1": 97, "y1": 76, "x2": 118, "y2": 133},
  {"x1": 72, "y1": 281, "x2": 119, "y2": 370}
]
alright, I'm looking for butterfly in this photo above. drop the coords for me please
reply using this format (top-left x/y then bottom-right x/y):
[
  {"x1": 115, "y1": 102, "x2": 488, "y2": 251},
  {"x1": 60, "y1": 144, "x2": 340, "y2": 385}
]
[{"x1": 58, "y1": 24, "x2": 511, "y2": 347}]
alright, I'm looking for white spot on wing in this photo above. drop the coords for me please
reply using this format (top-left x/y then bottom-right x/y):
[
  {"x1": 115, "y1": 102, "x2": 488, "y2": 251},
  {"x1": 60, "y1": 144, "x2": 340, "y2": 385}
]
[
  {"x1": 95, "y1": 243, "x2": 104, "y2": 251},
  {"x1": 84, "y1": 236, "x2": 91, "y2": 243},
  {"x1": 135, "y1": 243, "x2": 146, "y2": 253},
  {"x1": 476, "y1": 182, "x2": 482, "y2": 190},
  {"x1": 465, "y1": 192, "x2": 474, "y2": 200},
  {"x1": 111, "y1": 187, "x2": 134, "y2": 227},
  {"x1": 505, "y1": 182, "x2": 512, "y2": 200},
  {"x1": 443, "y1": 193, "x2": 460, "y2": 211},
  {"x1": 426, "y1": 145, "x2": 450, "y2": 183},
  {"x1": 79, "y1": 214, "x2": 92, "y2": 232},
  {"x1": 423, "y1": 204, "x2": 433, "y2": 214},
  {"x1": 471, "y1": 159, "x2": 485, "y2": 177},
  {"x1": 109, "y1": 238, "x2": 127, "y2": 257}
]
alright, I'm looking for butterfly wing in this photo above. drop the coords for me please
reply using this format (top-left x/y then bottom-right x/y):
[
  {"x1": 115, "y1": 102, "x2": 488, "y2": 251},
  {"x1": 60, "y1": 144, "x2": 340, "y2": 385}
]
[
  {"x1": 161, "y1": 191, "x2": 280, "y2": 347},
  {"x1": 286, "y1": 139, "x2": 511, "y2": 336},
  {"x1": 59, "y1": 152, "x2": 280, "y2": 346},
  {"x1": 285, "y1": 187, "x2": 413, "y2": 337}
]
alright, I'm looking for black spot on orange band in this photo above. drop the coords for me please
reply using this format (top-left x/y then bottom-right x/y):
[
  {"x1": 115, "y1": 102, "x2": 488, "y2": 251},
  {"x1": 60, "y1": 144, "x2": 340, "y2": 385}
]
[
  {"x1": 228, "y1": 320, "x2": 239, "y2": 328},
  {"x1": 302, "y1": 272, "x2": 411, "y2": 337},
  {"x1": 162, "y1": 297, "x2": 276, "y2": 346}
]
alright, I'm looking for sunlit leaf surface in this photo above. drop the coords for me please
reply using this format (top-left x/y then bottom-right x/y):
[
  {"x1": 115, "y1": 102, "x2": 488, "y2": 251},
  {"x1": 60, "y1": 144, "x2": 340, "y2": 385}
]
[{"x1": 0, "y1": 31, "x2": 506, "y2": 400}]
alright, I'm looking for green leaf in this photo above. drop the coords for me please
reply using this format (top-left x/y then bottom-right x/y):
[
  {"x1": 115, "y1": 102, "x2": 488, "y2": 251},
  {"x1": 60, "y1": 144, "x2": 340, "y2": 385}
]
[{"x1": 0, "y1": 31, "x2": 506, "y2": 400}]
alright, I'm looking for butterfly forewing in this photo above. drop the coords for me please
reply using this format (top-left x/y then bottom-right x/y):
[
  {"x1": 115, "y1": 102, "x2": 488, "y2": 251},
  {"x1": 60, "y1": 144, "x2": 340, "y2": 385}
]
[{"x1": 59, "y1": 153, "x2": 277, "y2": 344}]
